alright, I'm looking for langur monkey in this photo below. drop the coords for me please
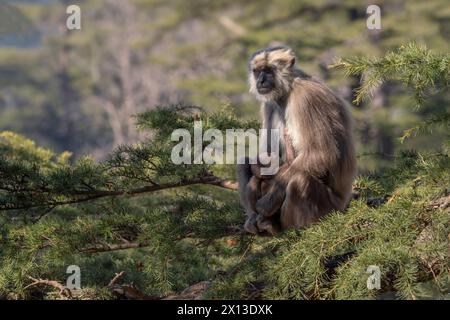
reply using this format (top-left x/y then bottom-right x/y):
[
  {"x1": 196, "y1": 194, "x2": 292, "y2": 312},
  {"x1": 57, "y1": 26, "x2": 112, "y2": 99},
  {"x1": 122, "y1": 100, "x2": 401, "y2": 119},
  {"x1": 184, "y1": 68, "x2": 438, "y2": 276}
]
[{"x1": 237, "y1": 46, "x2": 356, "y2": 235}]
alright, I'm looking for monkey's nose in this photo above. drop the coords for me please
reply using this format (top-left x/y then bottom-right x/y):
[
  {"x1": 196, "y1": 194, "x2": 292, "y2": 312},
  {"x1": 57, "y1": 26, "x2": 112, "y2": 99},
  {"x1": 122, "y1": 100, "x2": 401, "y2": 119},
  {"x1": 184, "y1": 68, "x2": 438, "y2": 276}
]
[
  {"x1": 258, "y1": 78, "x2": 269, "y2": 88},
  {"x1": 258, "y1": 74, "x2": 267, "y2": 84}
]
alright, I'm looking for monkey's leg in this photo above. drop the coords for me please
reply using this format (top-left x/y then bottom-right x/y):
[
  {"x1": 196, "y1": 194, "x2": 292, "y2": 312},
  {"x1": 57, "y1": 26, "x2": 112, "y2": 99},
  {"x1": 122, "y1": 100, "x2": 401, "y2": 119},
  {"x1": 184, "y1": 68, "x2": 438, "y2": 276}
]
[
  {"x1": 254, "y1": 164, "x2": 290, "y2": 218},
  {"x1": 243, "y1": 176, "x2": 264, "y2": 234},
  {"x1": 280, "y1": 173, "x2": 340, "y2": 229},
  {"x1": 236, "y1": 158, "x2": 261, "y2": 234},
  {"x1": 255, "y1": 131, "x2": 294, "y2": 234},
  {"x1": 242, "y1": 174, "x2": 281, "y2": 235},
  {"x1": 255, "y1": 179, "x2": 280, "y2": 235}
]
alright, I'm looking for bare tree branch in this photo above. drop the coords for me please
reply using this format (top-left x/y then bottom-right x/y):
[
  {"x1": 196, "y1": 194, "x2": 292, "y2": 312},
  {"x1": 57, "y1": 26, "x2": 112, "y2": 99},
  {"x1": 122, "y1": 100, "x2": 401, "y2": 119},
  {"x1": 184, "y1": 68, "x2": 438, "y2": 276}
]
[
  {"x1": 80, "y1": 242, "x2": 149, "y2": 254},
  {"x1": 107, "y1": 271, "x2": 125, "y2": 287},
  {"x1": 24, "y1": 276, "x2": 72, "y2": 299}
]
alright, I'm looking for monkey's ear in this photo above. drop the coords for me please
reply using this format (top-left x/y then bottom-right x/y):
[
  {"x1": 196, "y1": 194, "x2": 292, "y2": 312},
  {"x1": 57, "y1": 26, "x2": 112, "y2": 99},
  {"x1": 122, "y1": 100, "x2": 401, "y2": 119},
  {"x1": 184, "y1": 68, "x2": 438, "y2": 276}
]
[{"x1": 287, "y1": 56, "x2": 296, "y2": 68}]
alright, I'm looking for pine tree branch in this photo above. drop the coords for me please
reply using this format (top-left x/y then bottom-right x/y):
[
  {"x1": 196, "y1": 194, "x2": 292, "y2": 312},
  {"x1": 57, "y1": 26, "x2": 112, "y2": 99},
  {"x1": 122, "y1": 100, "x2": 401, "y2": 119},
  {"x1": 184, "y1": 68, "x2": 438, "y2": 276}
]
[
  {"x1": 79, "y1": 227, "x2": 244, "y2": 254},
  {"x1": 1, "y1": 175, "x2": 238, "y2": 211},
  {"x1": 330, "y1": 42, "x2": 450, "y2": 106},
  {"x1": 24, "y1": 273, "x2": 160, "y2": 300}
]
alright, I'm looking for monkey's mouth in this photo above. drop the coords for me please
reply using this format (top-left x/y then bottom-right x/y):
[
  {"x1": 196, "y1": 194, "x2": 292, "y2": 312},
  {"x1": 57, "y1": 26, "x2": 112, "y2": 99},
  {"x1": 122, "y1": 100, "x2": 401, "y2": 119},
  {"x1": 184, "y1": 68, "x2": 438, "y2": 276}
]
[{"x1": 257, "y1": 87, "x2": 272, "y2": 94}]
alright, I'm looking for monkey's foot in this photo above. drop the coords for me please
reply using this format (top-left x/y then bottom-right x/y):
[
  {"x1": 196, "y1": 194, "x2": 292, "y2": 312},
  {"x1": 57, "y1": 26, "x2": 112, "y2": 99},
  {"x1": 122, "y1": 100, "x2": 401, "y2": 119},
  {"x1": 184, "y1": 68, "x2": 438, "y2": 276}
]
[
  {"x1": 244, "y1": 214, "x2": 259, "y2": 234},
  {"x1": 256, "y1": 215, "x2": 279, "y2": 236}
]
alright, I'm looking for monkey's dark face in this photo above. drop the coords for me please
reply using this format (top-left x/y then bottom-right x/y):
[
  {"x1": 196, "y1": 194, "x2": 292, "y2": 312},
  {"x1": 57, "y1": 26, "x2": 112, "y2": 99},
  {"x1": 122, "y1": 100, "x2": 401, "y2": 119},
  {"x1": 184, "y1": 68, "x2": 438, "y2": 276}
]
[{"x1": 253, "y1": 66, "x2": 276, "y2": 94}]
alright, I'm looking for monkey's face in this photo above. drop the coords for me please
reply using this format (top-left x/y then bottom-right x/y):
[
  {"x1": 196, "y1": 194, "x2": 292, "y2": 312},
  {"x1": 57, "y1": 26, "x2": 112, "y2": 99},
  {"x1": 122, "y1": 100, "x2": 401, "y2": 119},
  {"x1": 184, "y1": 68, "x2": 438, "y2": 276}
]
[
  {"x1": 253, "y1": 66, "x2": 276, "y2": 94},
  {"x1": 248, "y1": 46, "x2": 296, "y2": 101}
]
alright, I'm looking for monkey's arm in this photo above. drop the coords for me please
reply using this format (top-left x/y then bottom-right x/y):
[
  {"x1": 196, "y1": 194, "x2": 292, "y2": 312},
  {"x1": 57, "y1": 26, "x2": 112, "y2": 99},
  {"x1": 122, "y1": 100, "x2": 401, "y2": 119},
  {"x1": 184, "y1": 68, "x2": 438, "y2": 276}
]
[
  {"x1": 250, "y1": 158, "x2": 285, "y2": 180},
  {"x1": 284, "y1": 128, "x2": 295, "y2": 164},
  {"x1": 250, "y1": 159, "x2": 270, "y2": 179},
  {"x1": 251, "y1": 126, "x2": 295, "y2": 180}
]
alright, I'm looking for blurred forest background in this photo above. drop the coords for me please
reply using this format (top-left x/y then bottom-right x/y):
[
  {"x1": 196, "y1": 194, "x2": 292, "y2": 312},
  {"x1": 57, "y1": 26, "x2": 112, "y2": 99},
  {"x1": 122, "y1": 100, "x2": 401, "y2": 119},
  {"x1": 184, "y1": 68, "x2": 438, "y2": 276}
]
[
  {"x1": 0, "y1": 0, "x2": 449, "y2": 300},
  {"x1": 0, "y1": 0, "x2": 448, "y2": 169}
]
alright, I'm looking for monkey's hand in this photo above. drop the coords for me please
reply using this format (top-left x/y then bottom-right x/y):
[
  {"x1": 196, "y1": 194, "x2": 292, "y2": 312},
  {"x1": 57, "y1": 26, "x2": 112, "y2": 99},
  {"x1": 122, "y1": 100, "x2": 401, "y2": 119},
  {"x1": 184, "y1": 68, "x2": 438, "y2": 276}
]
[
  {"x1": 250, "y1": 163, "x2": 273, "y2": 180},
  {"x1": 249, "y1": 153, "x2": 271, "y2": 179},
  {"x1": 255, "y1": 183, "x2": 285, "y2": 217},
  {"x1": 252, "y1": 162, "x2": 290, "y2": 180},
  {"x1": 244, "y1": 213, "x2": 259, "y2": 234}
]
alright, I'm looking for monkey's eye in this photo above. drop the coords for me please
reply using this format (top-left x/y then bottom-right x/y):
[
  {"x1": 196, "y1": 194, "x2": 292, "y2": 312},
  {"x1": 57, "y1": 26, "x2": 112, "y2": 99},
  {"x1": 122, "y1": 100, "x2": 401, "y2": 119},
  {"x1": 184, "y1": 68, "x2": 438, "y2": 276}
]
[{"x1": 263, "y1": 68, "x2": 274, "y2": 76}]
